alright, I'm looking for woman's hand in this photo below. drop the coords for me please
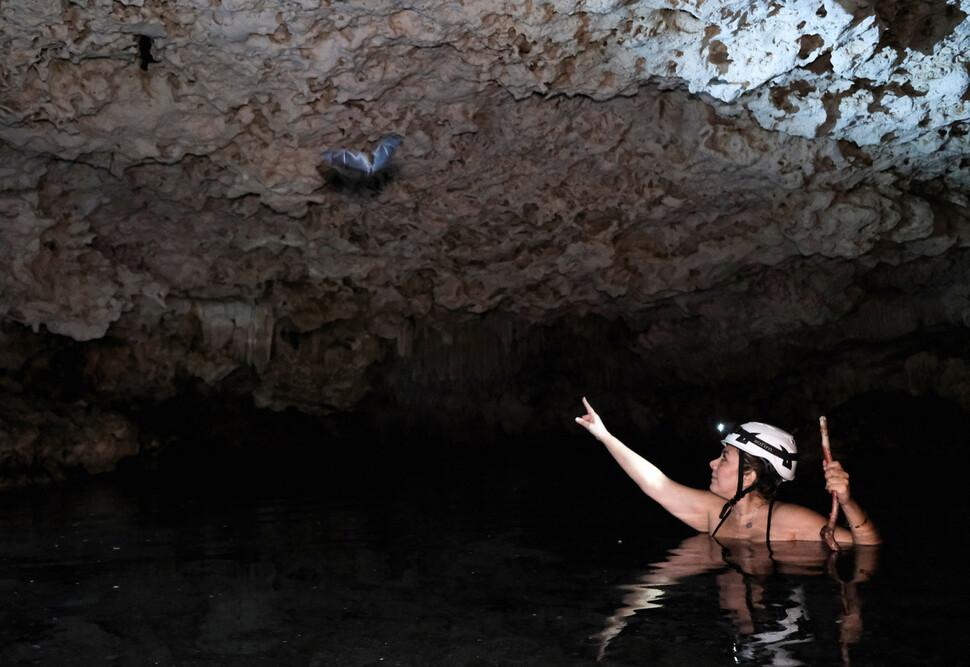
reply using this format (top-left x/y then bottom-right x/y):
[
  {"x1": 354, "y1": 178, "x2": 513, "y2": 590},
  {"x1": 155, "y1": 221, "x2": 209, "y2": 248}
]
[
  {"x1": 575, "y1": 397, "x2": 609, "y2": 441},
  {"x1": 824, "y1": 460, "x2": 852, "y2": 506}
]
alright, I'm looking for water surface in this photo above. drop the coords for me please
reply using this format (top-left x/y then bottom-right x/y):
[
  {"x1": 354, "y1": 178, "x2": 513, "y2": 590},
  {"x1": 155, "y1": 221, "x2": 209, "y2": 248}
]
[{"x1": 0, "y1": 443, "x2": 962, "y2": 666}]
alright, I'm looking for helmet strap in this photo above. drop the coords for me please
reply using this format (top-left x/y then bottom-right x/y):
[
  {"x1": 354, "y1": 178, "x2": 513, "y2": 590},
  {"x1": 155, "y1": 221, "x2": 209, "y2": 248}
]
[{"x1": 711, "y1": 454, "x2": 756, "y2": 538}]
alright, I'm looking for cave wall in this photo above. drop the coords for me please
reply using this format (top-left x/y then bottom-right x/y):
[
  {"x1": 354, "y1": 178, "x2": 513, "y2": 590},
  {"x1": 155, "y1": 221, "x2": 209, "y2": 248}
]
[{"x1": 1, "y1": 0, "x2": 968, "y2": 484}]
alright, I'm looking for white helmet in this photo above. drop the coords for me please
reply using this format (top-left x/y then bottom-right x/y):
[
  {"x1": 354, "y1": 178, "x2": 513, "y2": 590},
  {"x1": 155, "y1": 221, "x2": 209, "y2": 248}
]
[{"x1": 721, "y1": 422, "x2": 798, "y2": 482}]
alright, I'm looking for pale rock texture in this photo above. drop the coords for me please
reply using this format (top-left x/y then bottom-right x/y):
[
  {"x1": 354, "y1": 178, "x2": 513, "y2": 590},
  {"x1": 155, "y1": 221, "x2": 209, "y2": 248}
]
[{"x1": 0, "y1": 0, "x2": 968, "y2": 482}]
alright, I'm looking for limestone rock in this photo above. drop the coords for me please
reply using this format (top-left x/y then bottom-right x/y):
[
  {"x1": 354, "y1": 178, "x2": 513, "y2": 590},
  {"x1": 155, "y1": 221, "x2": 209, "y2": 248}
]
[{"x1": 0, "y1": 0, "x2": 968, "y2": 480}]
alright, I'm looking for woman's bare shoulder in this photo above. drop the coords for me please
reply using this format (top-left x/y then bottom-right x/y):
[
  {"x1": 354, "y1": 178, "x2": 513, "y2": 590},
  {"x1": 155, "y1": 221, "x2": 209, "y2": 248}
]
[
  {"x1": 772, "y1": 501, "x2": 826, "y2": 519},
  {"x1": 662, "y1": 486, "x2": 731, "y2": 532},
  {"x1": 768, "y1": 502, "x2": 829, "y2": 541}
]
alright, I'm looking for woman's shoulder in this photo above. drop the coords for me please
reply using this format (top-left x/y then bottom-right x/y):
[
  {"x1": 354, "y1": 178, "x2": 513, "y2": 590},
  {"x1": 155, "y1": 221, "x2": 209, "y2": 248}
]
[
  {"x1": 771, "y1": 501, "x2": 825, "y2": 518},
  {"x1": 768, "y1": 501, "x2": 829, "y2": 541}
]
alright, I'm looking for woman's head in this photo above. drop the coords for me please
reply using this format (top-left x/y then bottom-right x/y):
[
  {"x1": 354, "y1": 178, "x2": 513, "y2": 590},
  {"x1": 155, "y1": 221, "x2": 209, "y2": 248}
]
[
  {"x1": 709, "y1": 445, "x2": 784, "y2": 502},
  {"x1": 720, "y1": 422, "x2": 798, "y2": 482},
  {"x1": 739, "y1": 449, "x2": 784, "y2": 501}
]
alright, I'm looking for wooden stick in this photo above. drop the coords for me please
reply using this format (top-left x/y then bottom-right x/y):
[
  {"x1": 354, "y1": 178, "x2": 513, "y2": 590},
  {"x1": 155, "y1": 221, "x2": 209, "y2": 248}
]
[{"x1": 819, "y1": 416, "x2": 841, "y2": 551}]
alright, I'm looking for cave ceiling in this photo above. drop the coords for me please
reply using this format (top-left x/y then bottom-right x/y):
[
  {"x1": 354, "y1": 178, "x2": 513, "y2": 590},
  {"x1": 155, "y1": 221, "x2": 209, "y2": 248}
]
[{"x1": 1, "y1": 0, "x2": 969, "y2": 474}]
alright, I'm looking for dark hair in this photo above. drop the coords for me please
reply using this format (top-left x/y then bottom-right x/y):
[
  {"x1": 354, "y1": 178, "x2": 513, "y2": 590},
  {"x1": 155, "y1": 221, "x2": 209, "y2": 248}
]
[{"x1": 740, "y1": 450, "x2": 783, "y2": 501}]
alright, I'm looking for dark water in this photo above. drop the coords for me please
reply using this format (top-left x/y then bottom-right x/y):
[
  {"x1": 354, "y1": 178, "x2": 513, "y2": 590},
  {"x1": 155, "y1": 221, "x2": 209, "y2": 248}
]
[{"x1": 0, "y1": 438, "x2": 965, "y2": 666}]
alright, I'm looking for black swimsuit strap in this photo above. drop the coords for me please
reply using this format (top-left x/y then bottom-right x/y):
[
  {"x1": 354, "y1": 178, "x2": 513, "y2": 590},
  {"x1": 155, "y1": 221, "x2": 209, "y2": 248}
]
[
  {"x1": 711, "y1": 504, "x2": 731, "y2": 539},
  {"x1": 711, "y1": 485, "x2": 757, "y2": 538},
  {"x1": 766, "y1": 498, "x2": 776, "y2": 554},
  {"x1": 712, "y1": 457, "x2": 755, "y2": 539}
]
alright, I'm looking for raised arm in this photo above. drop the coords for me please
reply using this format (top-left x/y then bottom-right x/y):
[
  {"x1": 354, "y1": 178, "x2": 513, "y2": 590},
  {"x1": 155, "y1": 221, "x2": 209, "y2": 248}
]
[{"x1": 575, "y1": 397, "x2": 716, "y2": 531}]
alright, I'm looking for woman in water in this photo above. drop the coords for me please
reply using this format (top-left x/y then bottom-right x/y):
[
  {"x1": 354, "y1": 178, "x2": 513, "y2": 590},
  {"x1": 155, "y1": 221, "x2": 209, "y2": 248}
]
[{"x1": 574, "y1": 397, "x2": 880, "y2": 546}]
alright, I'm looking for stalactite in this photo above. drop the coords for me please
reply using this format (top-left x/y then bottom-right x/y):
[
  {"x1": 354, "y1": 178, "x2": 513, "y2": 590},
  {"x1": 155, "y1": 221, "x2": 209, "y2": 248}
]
[{"x1": 193, "y1": 299, "x2": 275, "y2": 373}]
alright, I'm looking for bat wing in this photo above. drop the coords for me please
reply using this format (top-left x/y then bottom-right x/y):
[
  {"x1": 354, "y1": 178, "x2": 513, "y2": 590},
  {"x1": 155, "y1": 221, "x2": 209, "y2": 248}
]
[
  {"x1": 321, "y1": 149, "x2": 374, "y2": 176},
  {"x1": 369, "y1": 134, "x2": 403, "y2": 173}
]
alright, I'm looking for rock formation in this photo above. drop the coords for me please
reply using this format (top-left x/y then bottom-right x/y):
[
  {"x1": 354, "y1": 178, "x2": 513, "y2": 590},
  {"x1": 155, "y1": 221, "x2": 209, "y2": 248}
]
[{"x1": 1, "y1": 0, "x2": 968, "y2": 483}]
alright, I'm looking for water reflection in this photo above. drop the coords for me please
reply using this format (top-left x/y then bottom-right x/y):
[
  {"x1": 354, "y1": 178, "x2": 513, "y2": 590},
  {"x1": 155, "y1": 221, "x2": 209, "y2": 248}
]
[
  {"x1": 0, "y1": 473, "x2": 932, "y2": 666},
  {"x1": 594, "y1": 534, "x2": 878, "y2": 665},
  {"x1": 0, "y1": 479, "x2": 592, "y2": 665}
]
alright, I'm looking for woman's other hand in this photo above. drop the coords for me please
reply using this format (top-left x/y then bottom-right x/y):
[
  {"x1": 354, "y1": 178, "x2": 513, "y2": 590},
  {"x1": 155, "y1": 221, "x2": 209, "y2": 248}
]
[{"x1": 824, "y1": 460, "x2": 852, "y2": 505}]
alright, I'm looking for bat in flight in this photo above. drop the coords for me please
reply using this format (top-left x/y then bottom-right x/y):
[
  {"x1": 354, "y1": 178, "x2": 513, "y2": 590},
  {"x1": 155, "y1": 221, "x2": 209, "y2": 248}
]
[{"x1": 321, "y1": 134, "x2": 403, "y2": 177}]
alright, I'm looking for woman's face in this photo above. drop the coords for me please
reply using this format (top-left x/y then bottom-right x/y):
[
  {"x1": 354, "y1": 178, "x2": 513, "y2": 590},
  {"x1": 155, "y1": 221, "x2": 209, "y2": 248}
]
[{"x1": 710, "y1": 445, "x2": 743, "y2": 499}]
